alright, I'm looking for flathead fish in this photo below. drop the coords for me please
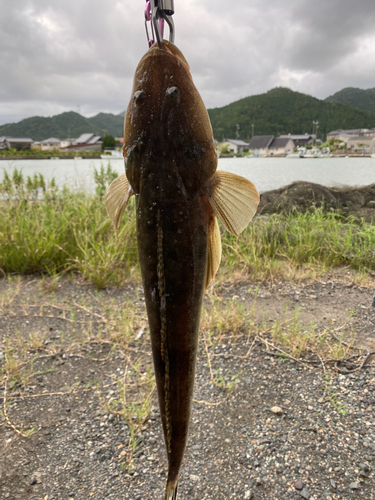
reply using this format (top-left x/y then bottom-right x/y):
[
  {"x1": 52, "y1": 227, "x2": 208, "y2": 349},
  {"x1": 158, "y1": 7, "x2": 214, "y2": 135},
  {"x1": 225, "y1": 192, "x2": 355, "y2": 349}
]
[{"x1": 105, "y1": 40, "x2": 259, "y2": 500}]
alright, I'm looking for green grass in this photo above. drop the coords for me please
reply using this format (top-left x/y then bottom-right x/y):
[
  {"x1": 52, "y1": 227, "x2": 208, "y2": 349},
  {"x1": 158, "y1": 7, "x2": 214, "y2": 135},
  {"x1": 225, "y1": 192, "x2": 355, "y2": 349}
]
[
  {"x1": 222, "y1": 209, "x2": 375, "y2": 280},
  {"x1": 1, "y1": 167, "x2": 375, "y2": 287},
  {"x1": 0, "y1": 166, "x2": 138, "y2": 287}
]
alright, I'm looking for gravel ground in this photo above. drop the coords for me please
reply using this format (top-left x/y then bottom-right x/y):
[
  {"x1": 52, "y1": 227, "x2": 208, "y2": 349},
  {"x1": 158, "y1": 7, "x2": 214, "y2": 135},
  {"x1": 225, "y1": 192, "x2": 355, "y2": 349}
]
[{"x1": 0, "y1": 272, "x2": 374, "y2": 500}]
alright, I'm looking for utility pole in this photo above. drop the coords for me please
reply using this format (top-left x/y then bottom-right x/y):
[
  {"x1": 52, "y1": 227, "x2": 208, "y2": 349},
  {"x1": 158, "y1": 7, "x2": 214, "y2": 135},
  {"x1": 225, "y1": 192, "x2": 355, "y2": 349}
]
[
  {"x1": 252, "y1": 123, "x2": 254, "y2": 138},
  {"x1": 312, "y1": 120, "x2": 319, "y2": 145},
  {"x1": 236, "y1": 123, "x2": 240, "y2": 140}
]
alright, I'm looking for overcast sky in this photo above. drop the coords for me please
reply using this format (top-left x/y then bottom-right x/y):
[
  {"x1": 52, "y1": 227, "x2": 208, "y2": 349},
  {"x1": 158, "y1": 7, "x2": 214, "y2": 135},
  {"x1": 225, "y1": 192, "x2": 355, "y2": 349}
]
[{"x1": 2, "y1": 0, "x2": 375, "y2": 125}]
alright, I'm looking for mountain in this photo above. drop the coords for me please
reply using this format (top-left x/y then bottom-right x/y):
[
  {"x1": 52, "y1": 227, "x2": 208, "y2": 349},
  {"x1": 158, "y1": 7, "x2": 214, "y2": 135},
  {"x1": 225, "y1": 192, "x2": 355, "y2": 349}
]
[
  {"x1": 0, "y1": 111, "x2": 125, "y2": 141},
  {"x1": 208, "y1": 87, "x2": 375, "y2": 141},
  {"x1": 325, "y1": 87, "x2": 375, "y2": 114},
  {"x1": 3, "y1": 87, "x2": 375, "y2": 142},
  {"x1": 87, "y1": 112, "x2": 124, "y2": 136}
]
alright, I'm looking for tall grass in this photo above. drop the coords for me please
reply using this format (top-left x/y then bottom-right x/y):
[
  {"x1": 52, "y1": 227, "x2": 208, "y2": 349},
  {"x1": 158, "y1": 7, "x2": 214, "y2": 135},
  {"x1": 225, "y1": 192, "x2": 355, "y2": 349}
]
[
  {"x1": 222, "y1": 209, "x2": 375, "y2": 280},
  {"x1": 1, "y1": 166, "x2": 375, "y2": 286},
  {"x1": 0, "y1": 166, "x2": 138, "y2": 287}
]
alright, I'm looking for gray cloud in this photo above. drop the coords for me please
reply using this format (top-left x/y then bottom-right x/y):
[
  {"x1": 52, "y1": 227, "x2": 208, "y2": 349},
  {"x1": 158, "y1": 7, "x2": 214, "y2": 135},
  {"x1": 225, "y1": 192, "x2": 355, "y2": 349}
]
[{"x1": 1, "y1": 0, "x2": 375, "y2": 125}]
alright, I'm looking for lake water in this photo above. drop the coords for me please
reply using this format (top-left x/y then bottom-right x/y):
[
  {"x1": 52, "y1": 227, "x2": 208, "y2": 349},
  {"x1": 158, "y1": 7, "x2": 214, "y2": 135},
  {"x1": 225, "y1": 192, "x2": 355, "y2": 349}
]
[{"x1": 1, "y1": 156, "x2": 375, "y2": 194}]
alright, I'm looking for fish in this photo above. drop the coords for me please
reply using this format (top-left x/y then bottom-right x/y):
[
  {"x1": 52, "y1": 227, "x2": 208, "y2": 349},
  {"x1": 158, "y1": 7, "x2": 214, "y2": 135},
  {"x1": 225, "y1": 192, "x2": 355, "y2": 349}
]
[{"x1": 105, "y1": 39, "x2": 259, "y2": 500}]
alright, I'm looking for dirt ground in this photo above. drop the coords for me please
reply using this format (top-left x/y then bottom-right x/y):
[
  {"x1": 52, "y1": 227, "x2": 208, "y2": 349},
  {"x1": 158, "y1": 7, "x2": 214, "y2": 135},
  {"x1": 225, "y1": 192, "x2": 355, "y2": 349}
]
[{"x1": 0, "y1": 270, "x2": 375, "y2": 500}]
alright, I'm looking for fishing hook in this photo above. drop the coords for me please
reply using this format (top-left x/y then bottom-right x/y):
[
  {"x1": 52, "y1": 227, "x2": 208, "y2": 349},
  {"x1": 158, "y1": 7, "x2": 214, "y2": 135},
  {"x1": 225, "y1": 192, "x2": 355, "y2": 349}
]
[{"x1": 145, "y1": 0, "x2": 175, "y2": 49}]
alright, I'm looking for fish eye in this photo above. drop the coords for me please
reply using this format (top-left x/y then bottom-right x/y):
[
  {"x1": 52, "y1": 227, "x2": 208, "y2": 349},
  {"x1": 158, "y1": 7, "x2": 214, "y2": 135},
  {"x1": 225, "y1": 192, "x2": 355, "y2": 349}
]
[
  {"x1": 133, "y1": 90, "x2": 145, "y2": 103},
  {"x1": 166, "y1": 86, "x2": 180, "y2": 97}
]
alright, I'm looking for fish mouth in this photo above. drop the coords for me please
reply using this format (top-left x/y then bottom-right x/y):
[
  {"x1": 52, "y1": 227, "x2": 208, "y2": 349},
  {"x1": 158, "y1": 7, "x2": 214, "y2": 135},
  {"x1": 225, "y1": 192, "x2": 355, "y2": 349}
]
[{"x1": 148, "y1": 39, "x2": 192, "y2": 78}]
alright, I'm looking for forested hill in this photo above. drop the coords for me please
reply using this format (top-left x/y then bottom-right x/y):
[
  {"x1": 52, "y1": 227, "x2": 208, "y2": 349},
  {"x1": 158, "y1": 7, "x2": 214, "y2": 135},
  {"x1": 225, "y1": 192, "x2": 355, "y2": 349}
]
[
  {"x1": 2, "y1": 87, "x2": 375, "y2": 142},
  {"x1": 325, "y1": 87, "x2": 375, "y2": 114},
  {"x1": 207, "y1": 87, "x2": 375, "y2": 141},
  {"x1": 0, "y1": 111, "x2": 125, "y2": 141}
]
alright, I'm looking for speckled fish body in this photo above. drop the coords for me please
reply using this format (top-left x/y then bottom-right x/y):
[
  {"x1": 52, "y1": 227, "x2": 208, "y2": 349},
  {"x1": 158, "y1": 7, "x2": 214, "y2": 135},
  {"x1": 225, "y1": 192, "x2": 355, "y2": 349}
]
[
  {"x1": 125, "y1": 41, "x2": 217, "y2": 498},
  {"x1": 105, "y1": 40, "x2": 259, "y2": 500}
]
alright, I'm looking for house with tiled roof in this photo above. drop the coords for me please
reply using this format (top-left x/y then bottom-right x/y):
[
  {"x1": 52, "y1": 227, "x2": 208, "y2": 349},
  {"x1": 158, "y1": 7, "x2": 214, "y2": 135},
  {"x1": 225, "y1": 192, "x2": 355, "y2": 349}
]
[
  {"x1": 326, "y1": 129, "x2": 367, "y2": 141},
  {"x1": 268, "y1": 137, "x2": 294, "y2": 156},
  {"x1": 248, "y1": 135, "x2": 294, "y2": 157},
  {"x1": 0, "y1": 136, "x2": 33, "y2": 150},
  {"x1": 60, "y1": 133, "x2": 102, "y2": 152},
  {"x1": 346, "y1": 136, "x2": 375, "y2": 153},
  {"x1": 279, "y1": 134, "x2": 313, "y2": 147},
  {"x1": 39, "y1": 137, "x2": 61, "y2": 151},
  {"x1": 220, "y1": 138, "x2": 249, "y2": 154}
]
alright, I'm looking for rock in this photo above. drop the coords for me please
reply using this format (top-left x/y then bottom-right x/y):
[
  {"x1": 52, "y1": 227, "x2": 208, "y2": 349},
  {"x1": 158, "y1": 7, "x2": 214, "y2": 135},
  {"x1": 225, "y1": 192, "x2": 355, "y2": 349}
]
[
  {"x1": 359, "y1": 463, "x2": 370, "y2": 473},
  {"x1": 244, "y1": 490, "x2": 253, "y2": 499},
  {"x1": 330, "y1": 478, "x2": 336, "y2": 489},
  {"x1": 294, "y1": 479, "x2": 304, "y2": 490},
  {"x1": 258, "y1": 181, "x2": 375, "y2": 221},
  {"x1": 270, "y1": 406, "x2": 283, "y2": 415},
  {"x1": 190, "y1": 475, "x2": 199, "y2": 482},
  {"x1": 349, "y1": 482, "x2": 360, "y2": 489},
  {"x1": 299, "y1": 488, "x2": 310, "y2": 499}
]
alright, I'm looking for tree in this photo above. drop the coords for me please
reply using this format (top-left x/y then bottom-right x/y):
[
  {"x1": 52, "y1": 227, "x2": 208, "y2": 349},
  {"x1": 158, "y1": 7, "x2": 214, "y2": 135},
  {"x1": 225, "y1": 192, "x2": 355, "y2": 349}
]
[{"x1": 102, "y1": 134, "x2": 116, "y2": 149}]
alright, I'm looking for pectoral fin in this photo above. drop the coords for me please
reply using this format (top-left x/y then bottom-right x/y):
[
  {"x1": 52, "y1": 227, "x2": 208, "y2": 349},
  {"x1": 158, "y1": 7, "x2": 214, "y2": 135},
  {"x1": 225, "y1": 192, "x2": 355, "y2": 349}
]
[
  {"x1": 205, "y1": 216, "x2": 222, "y2": 289},
  {"x1": 105, "y1": 173, "x2": 134, "y2": 230},
  {"x1": 207, "y1": 170, "x2": 260, "y2": 237}
]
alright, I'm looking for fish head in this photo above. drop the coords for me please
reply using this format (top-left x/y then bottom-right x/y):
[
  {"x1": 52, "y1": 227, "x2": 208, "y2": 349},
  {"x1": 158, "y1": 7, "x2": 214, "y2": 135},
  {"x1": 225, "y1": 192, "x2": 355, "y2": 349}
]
[{"x1": 124, "y1": 40, "x2": 217, "y2": 194}]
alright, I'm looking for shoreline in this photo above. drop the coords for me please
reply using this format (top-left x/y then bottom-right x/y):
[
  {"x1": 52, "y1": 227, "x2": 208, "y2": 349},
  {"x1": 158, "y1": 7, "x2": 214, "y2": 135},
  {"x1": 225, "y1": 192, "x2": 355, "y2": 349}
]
[{"x1": 1, "y1": 154, "x2": 373, "y2": 161}]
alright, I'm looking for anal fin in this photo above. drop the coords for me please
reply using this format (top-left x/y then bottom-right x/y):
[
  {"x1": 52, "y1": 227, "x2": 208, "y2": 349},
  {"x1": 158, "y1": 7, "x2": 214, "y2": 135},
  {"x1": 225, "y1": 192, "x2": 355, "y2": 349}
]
[{"x1": 205, "y1": 216, "x2": 222, "y2": 289}]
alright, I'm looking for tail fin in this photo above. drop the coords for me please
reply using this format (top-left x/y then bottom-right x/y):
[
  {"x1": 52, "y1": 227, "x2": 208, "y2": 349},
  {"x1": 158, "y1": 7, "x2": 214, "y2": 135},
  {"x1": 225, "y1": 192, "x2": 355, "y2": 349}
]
[{"x1": 165, "y1": 478, "x2": 178, "y2": 500}]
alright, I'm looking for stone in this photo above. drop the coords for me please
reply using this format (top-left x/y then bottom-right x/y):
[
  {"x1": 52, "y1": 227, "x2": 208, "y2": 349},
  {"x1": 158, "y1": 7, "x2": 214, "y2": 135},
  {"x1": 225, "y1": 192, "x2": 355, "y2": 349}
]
[
  {"x1": 349, "y1": 482, "x2": 360, "y2": 490},
  {"x1": 299, "y1": 488, "x2": 310, "y2": 499},
  {"x1": 270, "y1": 406, "x2": 283, "y2": 415},
  {"x1": 294, "y1": 479, "x2": 304, "y2": 490}
]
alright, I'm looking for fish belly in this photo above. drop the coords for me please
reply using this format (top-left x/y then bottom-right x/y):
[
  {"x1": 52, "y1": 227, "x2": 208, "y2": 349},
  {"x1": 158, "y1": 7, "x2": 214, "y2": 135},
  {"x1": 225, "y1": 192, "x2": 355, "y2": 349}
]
[{"x1": 136, "y1": 186, "x2": 208, "y2": 482}]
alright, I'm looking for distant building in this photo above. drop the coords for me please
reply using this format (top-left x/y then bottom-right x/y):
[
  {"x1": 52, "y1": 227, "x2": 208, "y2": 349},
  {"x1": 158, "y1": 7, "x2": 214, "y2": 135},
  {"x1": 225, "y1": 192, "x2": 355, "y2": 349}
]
[
  {"x1": 248, "y1": 136, "x2": 274, "y2": 156},
  {"x1": 0, "y1": 136, "x2": 33, "y2": 150},
  {"x1": 60, "y1": 133, "x2": 102, "y2": 152},
  {"x1": 326, "y1": 129, "x2": 368, "y2": 141},
  {"x1": 279, "y1": 134, "x2": 313, "y2": 147},
  {"x1": 363, "y1": 128, "x2": 375, "y2": 138},
  {"x1": 268, "y1": 137, "x2": 294, "y2": 156},
  {"x1": 346, "y1": 136, "x2": 375, "y2": 153},
  {"x1": 248, "y1": 135, "x2": 295, "y2": 157},
  {"x1": 39, "y1": 137, "x2": 61, "y2": 151},
  {"x1": 220, "y1": 138, "x2": 249, "y2": 154},
  {"x1": 60, "y1": 138, "x2": 76, "y2": 148}
]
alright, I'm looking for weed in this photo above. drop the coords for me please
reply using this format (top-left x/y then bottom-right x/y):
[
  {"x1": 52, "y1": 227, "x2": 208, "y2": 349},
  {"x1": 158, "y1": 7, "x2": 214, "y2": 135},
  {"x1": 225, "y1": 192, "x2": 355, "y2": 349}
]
[
  {"x1": 98, "y1": 363, "x2": 155, "y2": 468},
  {"x1": 324, "y1": 373, "x2": 348, "y2": 414}
]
